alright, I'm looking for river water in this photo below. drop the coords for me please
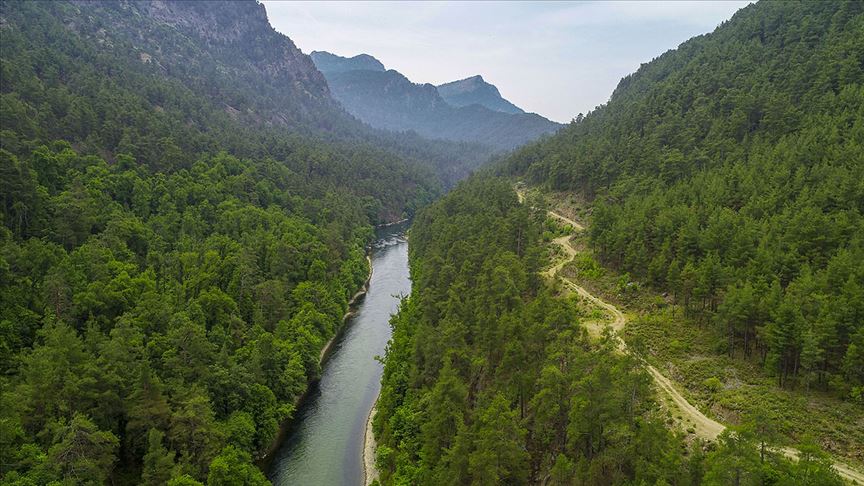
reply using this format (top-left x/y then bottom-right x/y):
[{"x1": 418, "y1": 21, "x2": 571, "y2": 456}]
[{"x1": 268, "y1": 223, "x2": 410, "y2": 485}]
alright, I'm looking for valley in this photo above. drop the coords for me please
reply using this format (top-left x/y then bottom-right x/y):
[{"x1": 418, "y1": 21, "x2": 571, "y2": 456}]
[{"x1": 1, "y1": 1, "x2": 861, "y2": 485}]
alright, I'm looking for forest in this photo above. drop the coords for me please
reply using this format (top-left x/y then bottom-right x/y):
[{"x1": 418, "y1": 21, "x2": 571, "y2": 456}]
[
  {"x1": 373, "y1": 177, "x2": 843, "y2": 485},
  {"x1": 1, "y1": 144, "x2": 375, "y2": 484},
  {"x1": 2, "y1": 0, "x2": 862, "y2": 484},
  {"x1": 0, "y1": 1, "x2": 459, "y2": 484},
  {"x1": 501, "y1": 1, "x2": 864, "y2": 397}
]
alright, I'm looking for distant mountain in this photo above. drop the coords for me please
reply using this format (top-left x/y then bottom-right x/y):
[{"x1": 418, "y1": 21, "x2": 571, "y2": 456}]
[
  {"x1": 437, "y1": 75, "x2": 524, "y2": 114},
  {"x1": 310, "y1": 51, "x2": 385, "y2": 74},
  {"x1": 311, "y1": 51, "x2": 561, "y2": 150}
]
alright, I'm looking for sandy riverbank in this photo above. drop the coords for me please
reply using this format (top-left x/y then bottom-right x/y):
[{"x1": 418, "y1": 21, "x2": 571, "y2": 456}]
[{"x1": 363, "y1": 400, "x2": 379, "y2": 485}]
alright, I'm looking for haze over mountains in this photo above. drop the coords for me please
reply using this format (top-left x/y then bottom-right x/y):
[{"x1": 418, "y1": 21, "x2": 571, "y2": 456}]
[
  {"x1": 437, "y1": 75, "x2": 525, "y2": 114},
  {"x1": 310, "y1": 51, "x2": 561, "y2": 150}
]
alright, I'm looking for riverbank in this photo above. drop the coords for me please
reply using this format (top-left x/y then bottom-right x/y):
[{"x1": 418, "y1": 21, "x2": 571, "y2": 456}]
[
  {"x1": 266, "y1": 225, "x2": 410, "y2": 484},
  {"x1": 320, "y1": 255, "x2": 374, "y2": 362},
  {"x1": 258, "y1": 254, "x2": 374, "y2": 466},
  {"x1": 363, "y1": 401, "x2": 379, "y2": 485}
]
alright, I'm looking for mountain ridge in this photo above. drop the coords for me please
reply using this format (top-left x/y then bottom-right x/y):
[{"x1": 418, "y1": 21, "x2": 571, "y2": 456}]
[
  {"x1": 437, "y1": 74, "x2": 525, "y2": 114},
  {"x1": 310, "y1": 50, "x2": 385, "y2": 74},
  {"x1": 310, "y1": 50, "x2": 561, "y2": 150}
]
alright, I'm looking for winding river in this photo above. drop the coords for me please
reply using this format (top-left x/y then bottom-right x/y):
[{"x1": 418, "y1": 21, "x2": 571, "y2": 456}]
[{"x1": 268, "y1": 223, "x2": 410, "y2": 485}]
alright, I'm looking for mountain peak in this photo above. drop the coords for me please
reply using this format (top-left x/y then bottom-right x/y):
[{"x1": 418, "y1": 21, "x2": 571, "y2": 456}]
[
  {"x1": 437, "y1": 75, "x2": 524, "y2": 114},
  {"x1": 310, "y1": 51, "x2": 385, "y2": 74}
]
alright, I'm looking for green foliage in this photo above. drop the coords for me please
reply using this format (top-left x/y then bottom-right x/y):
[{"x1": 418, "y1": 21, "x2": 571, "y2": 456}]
[
  {"x1": 206, "y1": 446, "x2": 269, "y2": 486},
  {"x1": 501, "y1": 1, "x2": 864, "y2": 397},
  {"x1": 141, "y1": 429, "x2": 176, "y2": 486},
  {"x1": 0, "y1": 0, "x2": 465, "y2": 483},
  {"x1": 0, "y1": 142, "x2": 379, "y2": 482},
  {"x1": 703, "y1": 377, "x2": 723, "y2": 393},
  {"x1": 167, "y1": 475, "x2": 205, "y2": 486},
  {"x1": 374, "y1": 177, "x2": 845, "y2": 484},
  {"x1": 45, "y1": 413, "x2": 120, "y2": 485}
]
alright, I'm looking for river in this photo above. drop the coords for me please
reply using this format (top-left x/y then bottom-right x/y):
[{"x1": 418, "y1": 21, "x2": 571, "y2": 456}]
[{"x1": 268, "y1": 222, "x2": 410, "y2": 485}]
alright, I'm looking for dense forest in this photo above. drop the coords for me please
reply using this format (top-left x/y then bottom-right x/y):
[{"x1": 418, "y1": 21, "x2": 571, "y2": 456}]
[
  {"x1": 501, "y1": 1, "x2": 864, "y2": 397},
  {"x1": 374, "y1": 177, "x2": 843, "y2": 485},
  {"x1": 0, "y1": 0, "x2": 478, "y2": 484},
  {"x1": 2, "y1": 0, "x2": 862, "y2": 483},
  {"x1": 1, "y1": 144, "x2": 374, "y2": 485}
]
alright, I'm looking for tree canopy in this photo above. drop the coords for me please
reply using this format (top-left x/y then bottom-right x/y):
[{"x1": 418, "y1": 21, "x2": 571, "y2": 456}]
[
  {"x1": 374, "y1": 177, "x2": 843, "y2": 484},
  {"x1": 500, "y1": 1, "x2": 864, "y2": 398}
]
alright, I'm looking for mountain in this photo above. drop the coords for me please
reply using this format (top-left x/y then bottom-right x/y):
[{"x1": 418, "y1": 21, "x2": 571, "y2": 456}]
[
  {"x1": 311, "y1": 51, "x2": 561, "y2": 150},
  {"x1": 501, "y1": 0, "x2": 864, "y2": 455},
  {"x1": 437, "y1": 75, "x2": 524, "y2": 114},
  {"x1": 0, "y1": 1, "x2": 493, "y2": 484},
  {"x1": 309, "y1": 50, "x2": 385, "y2": 74},
  {"x1": 73, "y1": 0, "x2": 339, "y2": 127}
]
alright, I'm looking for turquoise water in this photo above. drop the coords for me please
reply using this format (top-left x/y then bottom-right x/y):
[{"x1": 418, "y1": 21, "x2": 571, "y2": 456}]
[{"x1": 268, "y1": 225, "x2": 410, "y2": 485}]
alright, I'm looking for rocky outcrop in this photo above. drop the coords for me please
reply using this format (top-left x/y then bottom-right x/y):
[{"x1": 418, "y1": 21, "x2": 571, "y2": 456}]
[
  {"x1": 67, "y1": 0, "x2": 336, "y2": 123},
  {"x1": 437, "y1": 75, "x2": 524, "y2": 114}
]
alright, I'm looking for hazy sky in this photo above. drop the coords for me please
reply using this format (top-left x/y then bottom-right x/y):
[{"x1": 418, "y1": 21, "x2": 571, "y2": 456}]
[{"x1": 262, "y1": 1, "x2": 751, "y2": 123}]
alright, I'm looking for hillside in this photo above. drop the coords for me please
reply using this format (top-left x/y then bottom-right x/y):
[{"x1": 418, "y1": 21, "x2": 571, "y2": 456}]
[
  {"x1": 500, "y1": 0, "x2": 864, "y2": 451},
  {"x1": 0, "y1": 1, "x2": 477, "y2": 484},
  {"x1": 373, "y1": 177, "x2": 844, "y2": 484},
  {"x1": 0, "y1": 1, "x2": 490, "y2": 198},
  {"x1": 437, "y1": 75, "x2": 525, "y2": 114},
  {"x1": 311, "y1": 51, "x2": 562, "y2": 151}
]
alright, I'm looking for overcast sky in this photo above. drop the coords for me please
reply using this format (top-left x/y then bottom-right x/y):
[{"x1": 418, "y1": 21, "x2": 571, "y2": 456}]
[{"x1": 261, "y1": 1, "x2": 751, "y2": 123}]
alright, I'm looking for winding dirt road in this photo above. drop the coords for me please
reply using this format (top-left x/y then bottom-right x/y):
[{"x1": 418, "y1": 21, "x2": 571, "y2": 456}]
[{"x1": 528, "y1": 189, "x2": 863, "y2": 484}]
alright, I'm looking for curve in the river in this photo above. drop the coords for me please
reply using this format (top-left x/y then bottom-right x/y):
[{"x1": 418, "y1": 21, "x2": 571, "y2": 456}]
[{"x1": 268, "y1": 225, "x2": 410, "y2": 486}]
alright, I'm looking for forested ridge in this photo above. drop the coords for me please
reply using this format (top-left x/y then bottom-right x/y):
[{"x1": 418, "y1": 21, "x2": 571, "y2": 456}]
[
  {"x1": 374, "y1": 178, "x2": 843, "y2": 485},
  {"x1": 501, "y1": 1, "x2": 864, "y2": 397},
  {"x1": 0, "y1": 1, "x2": 476, "y2": 484},
  {"x1": 0, "y1": 0, "x2": 487, "y2": 202}
]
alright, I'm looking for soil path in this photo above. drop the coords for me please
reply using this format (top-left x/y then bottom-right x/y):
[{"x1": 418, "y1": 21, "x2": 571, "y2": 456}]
[{"x1": 523, "y1": 187, "x2": 864, "y2": 484}]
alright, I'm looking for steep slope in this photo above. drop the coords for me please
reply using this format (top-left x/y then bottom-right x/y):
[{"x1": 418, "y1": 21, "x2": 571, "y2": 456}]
[
  {"x1": 311, "y1": 51, "x2": 562, "y2": 150},
  {"x1": 372, "y1": 177, "x2": 845, "y2": 485},
  {"x1": 1, "y1": 1, "x2": 489, "y2": 196},
  {"x1": 68, "y1": 0, "x2": 339, "y2": 128},
  {"x1": 501, "y1": 0, "x2": 864, "y2": 443},
  {"x1": 0, "y1": 1, "x2": 466, "y2": 484},
  {"x1": 437, "y1": 74, "x2": 525, "y2": 114}
]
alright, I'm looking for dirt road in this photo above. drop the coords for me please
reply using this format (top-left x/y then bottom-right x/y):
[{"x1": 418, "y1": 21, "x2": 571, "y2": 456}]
[{"x1": 538, "y1": 200, "x2": 863, "y2": 484}]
